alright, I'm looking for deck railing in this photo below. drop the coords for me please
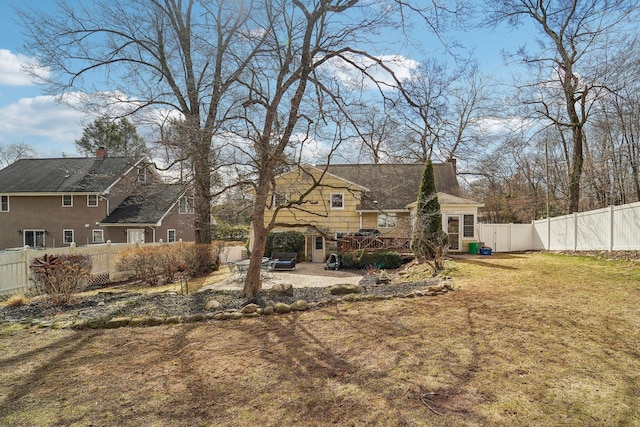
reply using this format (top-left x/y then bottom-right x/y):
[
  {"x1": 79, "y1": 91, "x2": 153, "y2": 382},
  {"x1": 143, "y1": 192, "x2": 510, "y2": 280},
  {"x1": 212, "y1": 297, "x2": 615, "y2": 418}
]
[{"x1": 337, "y1": 236, "x2": 411, "y2": 252}]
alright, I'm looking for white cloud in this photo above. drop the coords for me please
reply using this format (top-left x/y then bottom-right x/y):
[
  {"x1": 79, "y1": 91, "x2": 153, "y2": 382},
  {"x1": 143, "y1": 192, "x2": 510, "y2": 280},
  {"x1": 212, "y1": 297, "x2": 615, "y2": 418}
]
[
  {"x1": 0, "y1": 94, "x2": 87, "y2": 156},
  {"x1": 0, "y1": 49, "x2": 50, "y2": 86},
  {"x1": 321, "y1": 53, "x2": 419, "y2": 90}
]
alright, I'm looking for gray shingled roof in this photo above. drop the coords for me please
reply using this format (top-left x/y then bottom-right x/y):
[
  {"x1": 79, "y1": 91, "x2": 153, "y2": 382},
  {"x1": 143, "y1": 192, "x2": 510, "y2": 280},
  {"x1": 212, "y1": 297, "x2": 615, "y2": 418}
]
[
  {"x1": 322, "y1": 162, "x2": 462, "y2": 211},
  {"x1": 100, "y1": 184, "x2": 186, "y2": 225},
  {"x1": 0, "y1": 157, "x2": 140, "y2": 193}
]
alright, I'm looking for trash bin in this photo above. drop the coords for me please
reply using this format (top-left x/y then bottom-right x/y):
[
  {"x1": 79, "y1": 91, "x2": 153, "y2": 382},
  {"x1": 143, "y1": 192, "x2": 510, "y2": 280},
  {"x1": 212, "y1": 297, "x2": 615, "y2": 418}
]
[{"x1": 468, "y1": 242, "x2": 479, "y2": 255}]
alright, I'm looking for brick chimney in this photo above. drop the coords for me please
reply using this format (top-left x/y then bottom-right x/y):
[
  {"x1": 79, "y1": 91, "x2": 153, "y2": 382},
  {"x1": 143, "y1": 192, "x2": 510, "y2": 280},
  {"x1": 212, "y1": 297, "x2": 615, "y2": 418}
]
[{"x1": 96, "y1": 147, "x2": 107, "y2": 160}]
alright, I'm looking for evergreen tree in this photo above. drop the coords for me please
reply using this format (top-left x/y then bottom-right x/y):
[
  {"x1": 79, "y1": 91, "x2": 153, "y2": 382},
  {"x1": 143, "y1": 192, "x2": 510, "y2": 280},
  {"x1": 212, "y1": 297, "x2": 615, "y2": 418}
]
[
  {"x1": 412, "y1": 160, "x2": 447, "y2": 270},
  {"x1": 75, "y1": 117, "x2": 146, "y2": 157}
]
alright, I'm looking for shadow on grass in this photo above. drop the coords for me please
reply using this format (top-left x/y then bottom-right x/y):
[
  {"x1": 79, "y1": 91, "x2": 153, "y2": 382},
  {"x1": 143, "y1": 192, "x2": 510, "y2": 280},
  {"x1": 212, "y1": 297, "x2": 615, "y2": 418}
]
[{"x1": 453, "y1": 259, "x2": 519, "y2": 270}]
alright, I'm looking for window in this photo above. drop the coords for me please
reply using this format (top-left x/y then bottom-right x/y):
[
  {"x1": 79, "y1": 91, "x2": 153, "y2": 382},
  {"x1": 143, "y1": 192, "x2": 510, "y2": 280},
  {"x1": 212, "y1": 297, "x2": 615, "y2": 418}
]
[
  {"x1": 87, "y1": 194, "x2": 99, "y2": 207},
  {"x1": 377, "y1": 213, "x2": 397, "y2": 228},
  {"x1": 330, "y1": 193, "x2": 344, "y2": 209},
  {"x1": 463, "y1": 214, "x2": 475, "y2": 238},
  {"x1": 62, "y1": 194, "x2": 73, "y2": 207},
  {"x1": 179, "y1": 196, "x2": 194, "y2": 214},
  {"x1": 63, "y1": 229, "x2": 74, "y2": 244},
  {"x1": 0, "y1": 195, "x2": 8, "y2": 212},
  {"x1": 167, "y1": 229, "x2": 176, "y2": 243},
  {"x1": 92, "y1": 229, "x2": 104, "y2": 243},
  {"x1": 24, "y1": 230, "x2": 45, "y2": 247},
  {"x1": 138, "y1": 167, "x2": 147, "y2": 183},
  {"x1": 315, "y1": 236, "x2": 324, "y2": 250},
  {"x1": 273, "y1": 193, "x2": 287, "y2": 208}
]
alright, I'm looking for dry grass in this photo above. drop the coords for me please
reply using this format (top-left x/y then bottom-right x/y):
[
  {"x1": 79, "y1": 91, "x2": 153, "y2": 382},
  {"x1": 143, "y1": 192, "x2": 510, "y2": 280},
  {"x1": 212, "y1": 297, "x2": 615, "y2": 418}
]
[
  {"x1": 0, "y1": 252, "x2": 639, "y2": 426},
  {"x1": 3, "y1": 294, "x2": 30, "y2": 307}
]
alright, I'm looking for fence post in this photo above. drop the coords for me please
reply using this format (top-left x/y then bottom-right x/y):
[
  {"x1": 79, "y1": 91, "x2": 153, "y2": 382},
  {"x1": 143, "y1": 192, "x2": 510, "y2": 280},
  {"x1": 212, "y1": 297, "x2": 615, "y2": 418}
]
[
  {"x1": 573, "y1": 212, "x2": 578, "y2": 252},
  {"x1": 609, "y1": 206, "x2": 614, "y2": 252},
  {"x1": 106, "y1": 240, "x2": 113, "y2": 281},
  {"x1": 23, "y1": 245, "x2": 29, "y2": 290}
]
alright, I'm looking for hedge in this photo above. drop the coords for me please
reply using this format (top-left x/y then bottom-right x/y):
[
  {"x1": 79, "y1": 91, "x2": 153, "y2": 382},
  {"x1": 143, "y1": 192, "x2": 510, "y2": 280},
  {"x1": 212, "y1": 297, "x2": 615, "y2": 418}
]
[{"x1": 338, "y1": 251, "x2": 402, "y2": 269}]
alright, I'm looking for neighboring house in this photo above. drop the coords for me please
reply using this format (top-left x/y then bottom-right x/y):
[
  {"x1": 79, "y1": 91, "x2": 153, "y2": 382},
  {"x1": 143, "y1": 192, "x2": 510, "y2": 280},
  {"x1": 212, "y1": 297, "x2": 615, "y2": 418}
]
[
  {"x1": 260, "y1": 161, "x2": 483, "y2": 262},
  {"x1": 0, "y1": 148, "x2": 195, "y2": 250}
]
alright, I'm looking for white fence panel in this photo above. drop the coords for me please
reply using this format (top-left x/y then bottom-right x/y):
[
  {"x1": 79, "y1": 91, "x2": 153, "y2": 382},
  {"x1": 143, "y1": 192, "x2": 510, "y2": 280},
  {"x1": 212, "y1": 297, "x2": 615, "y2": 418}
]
[
  {"x1": 613, "y1": 202, "x2": 640, "y2": 250},
  {"x1": 477, "y1": 224, "x2": 536, "y2": 252},
  {"x1": 0, "y1": 250, "x2": 29, "y2": 295},
  {"x1": 549, "y1": 215, "x2": 576, "y2": 251},
  {"x1": 575, "y1": 208, "x2": 611, "y2": 251}
]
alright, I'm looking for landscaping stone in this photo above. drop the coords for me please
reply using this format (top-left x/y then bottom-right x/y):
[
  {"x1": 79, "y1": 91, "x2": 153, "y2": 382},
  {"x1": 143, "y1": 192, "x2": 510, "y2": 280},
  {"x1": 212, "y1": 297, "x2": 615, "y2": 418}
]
[
  {"x1": 269, "y1": 283, "x2": 294, "y2": 297},
  {"x1": 290, "y1": 300, "x2": 309, "y2": 311},
  {"x1": 164, "y1": 316, "x2": 181, "y2": 324},
  {"x1": 205, "y1": 299, "x2": 221, "y2": 310},
  {"x1": 241, "y1": 303, "x2": 259, "y2": 314},
  {"x1": 274, "y1": 302, "x2": 291, "y2": 313},
  {"x1": 105, "y1": 317, "x2": 130, "y2": 329},
  {"x1": 184, "y1": 313, "x2": 205, "y2": 323},
  {"x1": 328, "y1": 284, "x2": 363, "y2": 295},
  {"x1": 146, "y1": 317, "x2": 165, "y2": 327},
  {"x1": 262, "y1": 305, "x2": 275, "y2": 315},
  {"x1": 128, "y1": 317, "x2": 148, "y2": 327}
]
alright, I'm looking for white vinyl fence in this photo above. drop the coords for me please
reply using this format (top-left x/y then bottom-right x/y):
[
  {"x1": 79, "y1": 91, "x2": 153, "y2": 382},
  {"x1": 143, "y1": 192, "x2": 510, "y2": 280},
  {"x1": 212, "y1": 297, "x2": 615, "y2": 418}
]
[
  {"x1": 1, "y1": 241, "x2": 245, "y2": 296},
  {"x1": 0, "y1": 242, "x2": 135, "y2": 296},
  {"x1": 478, "y1": 200, "x2": 640, "y2": 253}
]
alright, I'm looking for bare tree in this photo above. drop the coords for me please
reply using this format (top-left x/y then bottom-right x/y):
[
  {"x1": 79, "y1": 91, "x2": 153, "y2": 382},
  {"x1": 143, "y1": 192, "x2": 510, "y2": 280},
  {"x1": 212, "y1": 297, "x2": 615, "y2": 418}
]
[
  {"x1": 485, "y1": 0, "x2": 639, "y2": 213},
  {"x1": 0, "y1": 142, "x2": 35, "y2": 168},
  {"x1": 17, "y1": 0, "x2": 268, "y2": 244}
]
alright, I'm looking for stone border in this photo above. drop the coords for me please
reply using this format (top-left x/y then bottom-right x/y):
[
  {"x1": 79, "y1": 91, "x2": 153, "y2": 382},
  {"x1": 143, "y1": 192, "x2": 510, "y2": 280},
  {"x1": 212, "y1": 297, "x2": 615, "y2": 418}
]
[{"x1": 15, "y1": 282, "x2": 454, "y2": 330}]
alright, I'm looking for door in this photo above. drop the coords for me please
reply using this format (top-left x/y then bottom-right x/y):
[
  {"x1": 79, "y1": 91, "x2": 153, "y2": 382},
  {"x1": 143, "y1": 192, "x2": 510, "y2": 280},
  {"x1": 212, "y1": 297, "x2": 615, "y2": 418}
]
[
  {"x1": 446, "y1": 216, "x2": 461, "y2": 251},
  {"x1": 24, "y1": 230, "x2": 45, "y2": 247},
  {"x1": 127, "y1": 229, "x2": 145, "y2": 244},
  {"x1": 312, "y1": 235, "x2": 324, "y2": 263}
]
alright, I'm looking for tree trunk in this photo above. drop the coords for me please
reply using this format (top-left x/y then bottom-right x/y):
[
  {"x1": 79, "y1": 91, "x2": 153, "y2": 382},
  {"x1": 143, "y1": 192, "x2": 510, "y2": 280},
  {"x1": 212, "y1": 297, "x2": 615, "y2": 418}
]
[{"x1": 243, "y1": 181, "x2": 271, "y2": 298}]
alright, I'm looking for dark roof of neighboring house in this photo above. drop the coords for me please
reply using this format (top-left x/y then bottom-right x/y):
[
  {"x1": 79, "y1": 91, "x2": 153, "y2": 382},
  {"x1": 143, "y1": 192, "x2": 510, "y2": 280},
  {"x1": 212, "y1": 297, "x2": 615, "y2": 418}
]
[
  {"x1": 0, "y1": 156, "x2": 140, "y2": 193},
  {"x1": 100, "y1": 184, "x2": 186, "y2": 225},
  {"x1": 321, "y1": 162, "x2": 462, "y2": 211}
]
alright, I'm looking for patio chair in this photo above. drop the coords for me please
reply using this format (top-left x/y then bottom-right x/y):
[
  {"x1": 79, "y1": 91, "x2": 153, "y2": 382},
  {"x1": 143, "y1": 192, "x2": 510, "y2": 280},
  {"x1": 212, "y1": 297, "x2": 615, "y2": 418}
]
[{"x1": 260, "y1": 259, "x2": 278, "y2": 280}]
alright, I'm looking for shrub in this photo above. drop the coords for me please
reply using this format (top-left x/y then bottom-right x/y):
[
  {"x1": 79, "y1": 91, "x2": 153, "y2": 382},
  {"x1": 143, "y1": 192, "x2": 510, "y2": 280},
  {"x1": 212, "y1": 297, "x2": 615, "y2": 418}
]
[
  {"x1": 115, "y1": 243, "x2": 221, "y2": 285},
  {"x1": 265, "y1": 231, "x2": 305, "y2": 258},
  {"x1": 339, "y1": 251, "x2": 402, "y2": 270},
  {"x1": 211, "y1": 224, "x2": 249, "y2": 241},
  {"x1": 115, "y1": 245, "x2": 164, "y2": 286},
  {"x1": 29, "y1": 254, "x2": 92, "y2": 304}
]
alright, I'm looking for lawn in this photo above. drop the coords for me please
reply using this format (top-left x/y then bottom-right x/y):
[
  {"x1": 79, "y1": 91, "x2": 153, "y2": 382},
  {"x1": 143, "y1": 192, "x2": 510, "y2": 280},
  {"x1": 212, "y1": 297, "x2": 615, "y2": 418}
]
[{"x1": 0, "y1": 252, "x2": 639, "y2": 426}]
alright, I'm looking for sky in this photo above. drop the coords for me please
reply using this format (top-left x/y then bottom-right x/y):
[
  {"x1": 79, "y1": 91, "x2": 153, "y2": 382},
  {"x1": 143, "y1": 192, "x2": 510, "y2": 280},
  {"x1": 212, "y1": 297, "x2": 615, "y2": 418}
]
[{"x1": 0, "y1": 1, "x2": 535, "y2": 160}]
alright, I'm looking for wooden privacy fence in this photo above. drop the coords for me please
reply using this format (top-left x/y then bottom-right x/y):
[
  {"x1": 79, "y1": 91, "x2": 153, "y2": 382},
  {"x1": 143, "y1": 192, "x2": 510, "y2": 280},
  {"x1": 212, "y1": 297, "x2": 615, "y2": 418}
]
[{"x1": 478, "y1": 200, "x2": 640, "y2": 253}]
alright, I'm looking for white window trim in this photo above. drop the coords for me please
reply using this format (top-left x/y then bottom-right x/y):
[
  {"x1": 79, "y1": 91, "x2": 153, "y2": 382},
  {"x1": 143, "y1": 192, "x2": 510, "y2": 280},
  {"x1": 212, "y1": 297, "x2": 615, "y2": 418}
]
[
  {"x1": 62, "y1": 194, "x2": 73, "y2": 207},
  {"x1": 23, "y1": 229, "x2": 46, "y2": 247},
  {"x1": 87, "y1": 194, "x2": 99, "y2": 207},
  {"x1": 463, "y1": 214, "x2": 475, "y2": 238},
  {"x1": 0, "y1": 195, "x2": 8, "y2": 212},
  {"x1": 167, "y1": 229, "x2": 176, "y2": 243},
  {"x1": 272, "y1": 193, "x2": 287, "y2": 209},
  {"x1": 63, "y1": 229, "x2": 74, "y2": 244},
  {"x1": 179, "y1": 196, "x2": 195, "y2": 214},
  {"x1": 330, "y1": 193, "x2": 344, "y2": 210},
  {"x1": 92, "y1": 229, "x2": 104, "y2": 243},
  {"x1": 138, "y1": 168, "x2": 147, "y2": 183}
]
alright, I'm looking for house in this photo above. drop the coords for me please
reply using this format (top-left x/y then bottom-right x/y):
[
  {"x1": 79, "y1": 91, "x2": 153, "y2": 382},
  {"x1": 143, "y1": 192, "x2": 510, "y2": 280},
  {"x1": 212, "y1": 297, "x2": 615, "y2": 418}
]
[
  {"x1": 260, "y1": 161, "x2": 483, "y2": 262},
  {"x1": 0, "y1": 148, "x2": 195, "y2": 250}
]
